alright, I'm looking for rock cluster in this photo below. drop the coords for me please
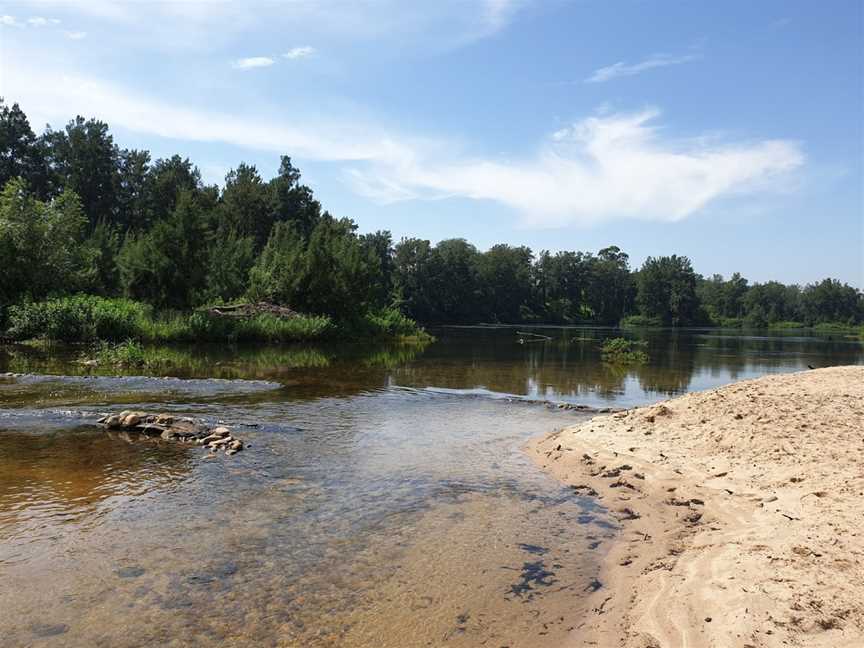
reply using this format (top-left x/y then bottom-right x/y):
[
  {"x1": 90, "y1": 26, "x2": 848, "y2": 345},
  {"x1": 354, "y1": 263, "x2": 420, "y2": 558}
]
[{"x1": 97, "y1": 411, "x2": 245, "y2": 456}]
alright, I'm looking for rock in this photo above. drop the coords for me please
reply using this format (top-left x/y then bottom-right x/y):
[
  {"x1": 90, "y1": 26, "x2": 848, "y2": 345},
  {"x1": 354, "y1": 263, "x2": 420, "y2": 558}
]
[
  {"x1": 123, "y1": 413, "x2": 142, "y2": 427},
  {"x1": 97, "y1": 411, "x2": 245, "y2": 457}
]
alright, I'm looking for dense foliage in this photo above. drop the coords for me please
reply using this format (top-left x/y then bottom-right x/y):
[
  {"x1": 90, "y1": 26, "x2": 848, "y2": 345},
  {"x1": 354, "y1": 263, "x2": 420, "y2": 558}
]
[{"x1": 1, "y1": 100, "x2": 862, "y2": 334}]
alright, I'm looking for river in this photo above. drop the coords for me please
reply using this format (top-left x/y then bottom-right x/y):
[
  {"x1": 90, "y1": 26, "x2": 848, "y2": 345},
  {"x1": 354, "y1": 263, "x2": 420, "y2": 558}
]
[{"x1": 0, "y1": 327, "x2": 860, "y2": 647}]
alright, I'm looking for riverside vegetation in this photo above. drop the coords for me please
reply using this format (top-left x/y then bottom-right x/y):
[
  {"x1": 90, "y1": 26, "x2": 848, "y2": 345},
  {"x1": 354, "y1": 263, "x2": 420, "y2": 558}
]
[{"x1": 0, "y1": 100, "x2": 862, "y2": 341}]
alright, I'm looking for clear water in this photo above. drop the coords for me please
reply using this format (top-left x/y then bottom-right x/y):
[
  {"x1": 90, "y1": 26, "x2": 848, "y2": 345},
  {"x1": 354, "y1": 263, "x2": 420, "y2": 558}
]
[{"x1": 0, "y1": 326, "x2": 860, "y2": 647}]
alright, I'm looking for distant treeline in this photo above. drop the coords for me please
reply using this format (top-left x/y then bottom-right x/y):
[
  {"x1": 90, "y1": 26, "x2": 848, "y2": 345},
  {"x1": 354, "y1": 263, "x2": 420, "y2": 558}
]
[{"x1": 1, "y1": 99, "x2": 861, "y2": 330}]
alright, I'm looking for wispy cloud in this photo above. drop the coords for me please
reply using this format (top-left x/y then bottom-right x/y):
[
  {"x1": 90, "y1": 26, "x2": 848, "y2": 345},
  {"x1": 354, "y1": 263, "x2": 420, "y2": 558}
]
[
  {"x1": 283, "y1": 46, "x2": 316, "y2": 60},
  {"x1": 586, "y1": 53, "x2": 699, "y2": 83},
  {"x1": 0, "y1": 15, "x2": 20, "y2": 27},
  {"x1": 64, "y1": 30, "x2": 87, "y2": 40},
  {"x1": 26, "y1": 16, "x2": 60, "y2": 27},
  {"x1": 3, "y1": 64, "x2": 803, "y2": 228},
  {"x1": 347, "y1": 108, "x2": 804, "y2": 227},
  {"x1": 232, "y1": 56, "x2": 275, "y2": 70}
]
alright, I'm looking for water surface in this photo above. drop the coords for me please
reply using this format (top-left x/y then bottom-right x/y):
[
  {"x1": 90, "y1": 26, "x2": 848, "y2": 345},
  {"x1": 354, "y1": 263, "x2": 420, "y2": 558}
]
[{"x1": 0, "y1": 327, "x2": 859, "y2": 647}]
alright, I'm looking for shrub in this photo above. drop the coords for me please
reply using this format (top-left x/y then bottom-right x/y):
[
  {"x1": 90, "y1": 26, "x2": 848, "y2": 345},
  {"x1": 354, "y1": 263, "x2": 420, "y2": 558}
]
[
  {"x1": 619, "y1": 314, "x2": 663, "y2": 328},
  {"x1": 7, "y1": 295, "x2": 149, "y2": 342},
  {"x1": 768, "y1": 321, "x2": 806, "y2": 330},
  {"x1": 601, "y1": 337, "x2": 649, "y2": 364}
]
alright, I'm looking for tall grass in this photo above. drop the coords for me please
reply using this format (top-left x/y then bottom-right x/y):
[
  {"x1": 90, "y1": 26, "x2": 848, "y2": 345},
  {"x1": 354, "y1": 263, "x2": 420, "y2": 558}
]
[
  {"x1": 6, "y1": 296, "x2": 332, "y2": 343},
  {"x1": 5, "y1": 296, "x2": 428, "y2": 344}
]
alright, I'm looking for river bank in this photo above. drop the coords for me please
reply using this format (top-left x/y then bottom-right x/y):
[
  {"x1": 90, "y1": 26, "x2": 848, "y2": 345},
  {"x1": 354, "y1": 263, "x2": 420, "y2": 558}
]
[{"x1": 529, "y1": 365, "x2": 864, "y2": 647}]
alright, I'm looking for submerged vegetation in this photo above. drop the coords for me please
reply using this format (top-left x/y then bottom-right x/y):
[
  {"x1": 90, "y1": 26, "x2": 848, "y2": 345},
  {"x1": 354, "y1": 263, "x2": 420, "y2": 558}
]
[
  {"x1": 0, "y1": 100, "x2": 861, "y2": 338},
  {"x1": 600, "y1": 337, "x2": 649, "y2": 365}
]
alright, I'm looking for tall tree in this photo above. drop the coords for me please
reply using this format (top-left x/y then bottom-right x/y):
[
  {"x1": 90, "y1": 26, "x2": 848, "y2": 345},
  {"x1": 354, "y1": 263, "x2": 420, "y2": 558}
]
[
  {"x1": 0, "y1": 99, "x2": 49, "y2": 197},
  {"x1": 476, "y1": 244, "x2": 534, "y2": 322},
  {"x1": 637, "y1": 255, "x2": 699, "y2": 325},
  {"x1": 268, "y1": 156, "x2": 322, "y2": 240},
  {"x1": 41, "y1": 116, "x2": 118, "y2": 226}
]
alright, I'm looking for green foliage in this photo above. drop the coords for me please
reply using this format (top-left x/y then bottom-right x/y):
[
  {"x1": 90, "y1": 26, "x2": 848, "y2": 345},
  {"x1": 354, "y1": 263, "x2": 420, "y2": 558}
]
[
  {"x1": 4, "y1": 295, "x2": 333, "y2": 343},
  {"x1": 95, "y1": 339, "x2": 148, "y2": 367},
  {"x1": 636, "y1": 255, "x2": 699, "y2": 326},
  {"x1": 475, "y1": 244, "x2": 534, "y2": 322},
  {"x1": 7, "y1": 296, "x2": 149, "y2": 342},
  {"x1": 344, "y1": 307, "x2": 433, "y2": 340},
  {"x1": 249, "y1": 216, "x2": 383, "y2": 320},
  {"x1": 117, "y1": 190, "x2": 209, "y2": 307},
  {"x1": 619, "y1": 314, "x2": 663, "y2": 328},
  {"x1": 600, "y1": 337, "x2": 649, "y2": 364},
  {"x1": 768, "y1": 321, "x2": 806, "y2": 329},
  {"x1": 204, "y1": 231, "x2": 255, "y2": 302},
  {"x1": 0, "y1": 180, "x2": 98, "y2": 303}
]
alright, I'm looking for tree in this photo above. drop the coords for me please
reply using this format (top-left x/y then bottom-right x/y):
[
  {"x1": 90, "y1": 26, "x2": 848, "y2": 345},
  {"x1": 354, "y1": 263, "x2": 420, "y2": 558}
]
[
  {"x1": 429, "y1": 238, "x2": 481, "y2": 322},
  {"x1": 0, "y1": 99, "x2": 49, "y2": 197},
  {"x1": 249, "y1": 215, "x2": 382, "y2": 320},
  {"x1": 117, "y1": 190, "x2": 209, "y2": 308},
  {"x1": 637, "y1": 255, "x2": 698, "y2": 325},
  {"x1": 115, "y1": 149, "x2": 152, "y2": 230},
  {"x1": 0, "y1": 178, "x2": 92, "y2": 303},
  {"x1": 476, "y1": 244, "x2": 534, "y2": 322},
  {"x1": 584, "y1": 246, "x2": 632, "y2": 324},
  {"x1": 148, "y1": 155, "x2": 201, "y2": 222},
  {"x1": 268, "y1": 156, "x2": 322, "y2": 240},
  {"x1": 360, "y1": 230, "x2": 395, "y2": 309},
  {"x1": 219, "y1": 163, "x2": 272, "y2": 247},
  {"x1": 41, "y1": 116, "x2": 118, "y2": 226},
  {"x1": 204, "y1": 231, "x2": 256, "y2": 303},
  {"x1": 393, "y1": 237, "x2": 437, "y2": 322},
  {"x1": 801, "y1": 279, "x2": 862, "y2": 325}
]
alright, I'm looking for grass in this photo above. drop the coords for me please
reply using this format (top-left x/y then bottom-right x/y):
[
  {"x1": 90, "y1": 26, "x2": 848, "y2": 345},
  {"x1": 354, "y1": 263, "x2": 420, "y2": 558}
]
[
  {"x1": 5, "y1": 296, "x2": 430, "y2": 344},
  {"x1": 601, "y1": 337, "x2": 649, "y2": 365},
  {"x1": 619, "y1": 314, "x2": 663, "y2": 328}
]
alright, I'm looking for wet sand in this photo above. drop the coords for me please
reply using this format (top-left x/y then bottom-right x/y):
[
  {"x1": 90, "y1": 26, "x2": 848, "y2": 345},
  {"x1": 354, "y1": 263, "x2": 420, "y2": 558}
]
[{"x1": 529, "y1": 365, "x2": 864, "y2": 647}]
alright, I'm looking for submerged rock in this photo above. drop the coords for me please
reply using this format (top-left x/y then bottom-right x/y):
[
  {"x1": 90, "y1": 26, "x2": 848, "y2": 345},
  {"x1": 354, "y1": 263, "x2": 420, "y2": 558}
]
[{"x1": 96, "y1": 412, "x2": 245, "y2": 456}]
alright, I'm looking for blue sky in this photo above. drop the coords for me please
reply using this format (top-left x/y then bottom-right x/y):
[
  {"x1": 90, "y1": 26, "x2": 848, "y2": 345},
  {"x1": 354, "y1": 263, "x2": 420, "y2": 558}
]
[{"x1": 1, "y1": 0, "x2": 861, "y2": 285}]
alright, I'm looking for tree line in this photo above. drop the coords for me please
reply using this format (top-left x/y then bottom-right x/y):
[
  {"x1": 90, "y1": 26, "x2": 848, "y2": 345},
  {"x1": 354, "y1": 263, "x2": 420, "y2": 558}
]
[{"x1": 1, "y1": 99, "x2": 861, "y2": 329}]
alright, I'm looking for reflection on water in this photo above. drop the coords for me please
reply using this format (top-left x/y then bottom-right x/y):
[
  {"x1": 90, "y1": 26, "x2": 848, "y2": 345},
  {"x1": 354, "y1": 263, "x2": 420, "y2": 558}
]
[{"x1": 0, "y1": 328, "x2": 859, "y2": 647}]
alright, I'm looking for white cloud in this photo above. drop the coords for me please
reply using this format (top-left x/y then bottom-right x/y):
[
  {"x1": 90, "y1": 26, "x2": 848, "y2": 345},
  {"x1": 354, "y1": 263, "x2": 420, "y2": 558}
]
[
  {"x1": 347, "y1": 108, "x2": 804, "y2": 227},
  {"x1": 0, "y1": 15, "x2": 20, "y2": 27},
  {"x1": 64, "y1": 30, "x2": 87, "y2": 40},
  {"x1": 1, "y1": 64, "x2": 419, "y2": 164},
  {"x1": 26, "y1": 16, "x2": 53, "y2": 26},
  {"x1": 2, "y1": 62, "x2": 803, "y2": 228},
  {"x1": 232, "y1": 56, "x2": 275, "y2": 70},
  {"x1": 283, "y1": 46, "x2": 316, "y2": 60},
  {"x1": 586, "y1": 53, "x2": 699, "y2": 83}
]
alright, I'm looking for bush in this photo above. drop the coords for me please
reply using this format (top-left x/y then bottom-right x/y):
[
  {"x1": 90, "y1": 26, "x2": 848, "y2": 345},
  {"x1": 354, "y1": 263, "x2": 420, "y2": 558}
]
[
  {"x1": 619, "y1": 314, "x2": 663, "y2": 328},
  {"x1": 768, "y1": 321, "x2": 806, "y2": 330},
  {"x1": 601, "y1": 337, "x2": 649, "y2": 364},
  {"x1": 5, "y1": 296, "x2": 332, "y2": 343},
  {"x1": 335, "y1": 307, "x2": 432, "y2": 340},
  {"x1": 811, "y1": 322, "x2": 857, "y2": 333},
  {"x1": 7, "y1": 295, "x2": 149, "y2": 342}
]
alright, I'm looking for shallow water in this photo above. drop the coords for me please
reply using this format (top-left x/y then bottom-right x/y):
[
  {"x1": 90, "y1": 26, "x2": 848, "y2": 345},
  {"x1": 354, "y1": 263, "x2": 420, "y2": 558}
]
[{"x1": 0, "y1": 327, "x2": 860, "y2": 647}]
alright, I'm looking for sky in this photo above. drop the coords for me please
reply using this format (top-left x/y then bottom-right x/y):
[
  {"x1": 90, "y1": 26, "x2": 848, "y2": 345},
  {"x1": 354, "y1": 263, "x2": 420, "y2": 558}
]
[{"x1": 0, "y1": 0, "x2": 862, "y2": 286}]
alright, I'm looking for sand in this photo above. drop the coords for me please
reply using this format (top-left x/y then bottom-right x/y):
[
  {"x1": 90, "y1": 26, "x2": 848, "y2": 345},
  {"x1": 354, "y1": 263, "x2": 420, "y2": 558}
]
[{"x1": 528, "y1": 366, "x2": 864, "y2": 648}]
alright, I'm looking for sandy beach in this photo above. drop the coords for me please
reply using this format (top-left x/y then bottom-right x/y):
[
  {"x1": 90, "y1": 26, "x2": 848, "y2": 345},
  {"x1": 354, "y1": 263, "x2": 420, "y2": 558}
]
[{"x1": 529, "y1": 365, "x2": 864, "y2": 648}]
